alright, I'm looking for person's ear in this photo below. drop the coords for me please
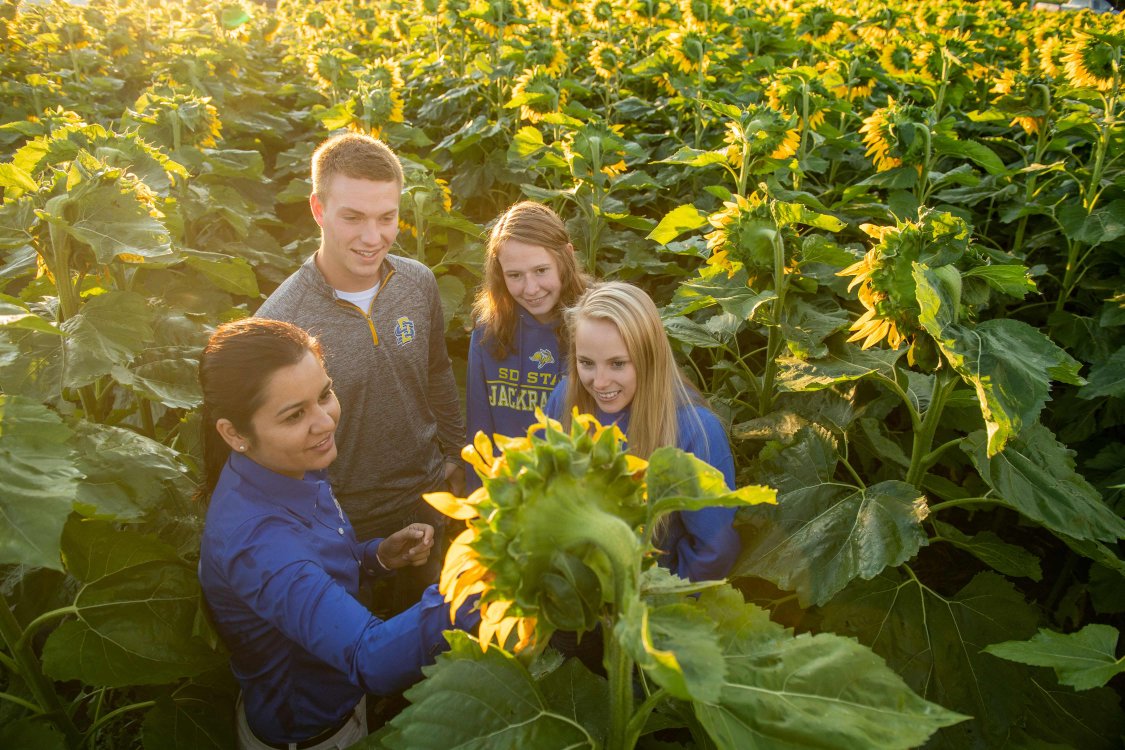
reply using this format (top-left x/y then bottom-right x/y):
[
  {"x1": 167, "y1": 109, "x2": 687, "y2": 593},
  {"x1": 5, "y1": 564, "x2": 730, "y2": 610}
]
[
  {"x1": 216, "y1": 418, "x2": 251, "y2": 454},
  {"x1": 310, "y1": 192, "x2": 325, "y2": 228},
  {"x1": 565, "y1": 242, "x2": 575, "y2": 255}
]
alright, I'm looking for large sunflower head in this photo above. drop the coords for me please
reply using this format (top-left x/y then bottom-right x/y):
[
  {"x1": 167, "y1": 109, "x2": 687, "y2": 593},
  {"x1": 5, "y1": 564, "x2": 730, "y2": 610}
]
[
  {"x1": 722, "y1": 103, "x2": 800, "y2": 170},
  {"x1": 629, "y1": 0, "x2": 679, "y2": 26},
  {"x1": 1037, "y1": 35, "x2": 1062, "y2": 79},
  {"x1": 793, "y1": 4, "x2": 850, "y2": 45},
  {"x1": 425, "y1": 412, "x2": 649, "y2": 652},
  {"x1": 836, "y1": 210, "x2": 974, "y2": 359},
  {"x1": 859, "y1": 96, "x2": 936, "y2": 173},
  {"x1": 563, "y1": 122, "x2": 629, "y2": 183},
  {"x1": 468, "y1": 0, "x2": 525, "y2": 38},
  {"x1": 664, "y1": 20, "x2": 708, "y2": 73},
  {"x1": 310, "y1": 47, "x2": 361, "y2": 92},
  {"x1": 764, "y1": 67, "x2": 832, "y2": 131},
  {"x1": 509, "y1": 66, "x2": 563, "y2": 123},
  {"x1": 990, "y1": 69, "x2": 1050, "y2": 136},
  {"x1": 588, "y1": 40, "x2": 622, "y2": 80},
  {"x1": 584, "y1": 0, "x2": 616, "y2": 29},
  {"x1": 914, "y1": 29, "x2": 978, "y2": 81},
  {"x1": 703, "y1": 191, "x2": 797, "y2": 285},
  {"x1": 878, "y1": 38, "x2": 913, "y2": 78},
  {"x1": 347, "y1": 58, "x2": 405, "y2": 136},
  {"x1": 126, "y1": 90, "x2": 223, "y2": 149},
  {"x1": 1061, "y1": 31, "x2": 1122, "y2": 94},
  {"x1": 513, "y1": 25, "x2": 569, "y2": 76}
]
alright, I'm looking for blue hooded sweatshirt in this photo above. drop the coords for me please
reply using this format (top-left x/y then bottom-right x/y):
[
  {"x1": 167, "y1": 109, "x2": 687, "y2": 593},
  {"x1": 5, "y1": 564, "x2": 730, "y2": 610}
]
[{"x1": 465, "y1": 308, "x2": 562, "y2": 491}]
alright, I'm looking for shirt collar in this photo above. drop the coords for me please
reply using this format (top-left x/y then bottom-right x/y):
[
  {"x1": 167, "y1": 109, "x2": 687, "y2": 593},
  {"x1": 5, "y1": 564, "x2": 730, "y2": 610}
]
[
  {"x1": 517, "y1": 307, "x2": 556, "y2": 330},
  {"x1": 596, "y1": 405, "x2": 630, "y2": 432},
  {"x1": 302, "y1": 253, "x2": 401, "y2": 300},
  {"x1": 227, "y1": 451, "x2": 330, "y2": 514}
]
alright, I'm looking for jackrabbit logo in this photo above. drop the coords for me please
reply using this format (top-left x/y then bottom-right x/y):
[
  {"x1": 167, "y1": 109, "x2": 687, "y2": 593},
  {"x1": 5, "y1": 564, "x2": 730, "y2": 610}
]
[
  {"x1": 529, "y1": 348, "x2": 555, "y2": 370},
  {"x1": 394, "y1": 316, "x2": 416, "y2": 345}
]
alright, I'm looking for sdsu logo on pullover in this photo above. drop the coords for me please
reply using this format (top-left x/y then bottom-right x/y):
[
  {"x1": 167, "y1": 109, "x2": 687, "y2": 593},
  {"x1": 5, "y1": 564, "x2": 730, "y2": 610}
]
[{"x1": 256, "y1": 255, "x2": 465, "y2": 534}]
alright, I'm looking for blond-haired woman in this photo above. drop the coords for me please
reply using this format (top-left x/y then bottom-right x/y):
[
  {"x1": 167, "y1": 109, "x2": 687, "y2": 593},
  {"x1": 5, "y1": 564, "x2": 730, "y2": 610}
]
[
  {"x1": 465, "y1": 201, "x2": 589, "y2": 490},
  {"x1": 545, "y1": 281, "x2": 740, "y2": 581}
]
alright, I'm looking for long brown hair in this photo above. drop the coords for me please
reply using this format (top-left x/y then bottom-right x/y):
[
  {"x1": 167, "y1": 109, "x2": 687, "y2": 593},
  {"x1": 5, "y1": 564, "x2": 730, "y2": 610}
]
[
  {"x1": 196, "y1": 318, "x2": 323, "y2": 501},
  {"x1": 472, "y1": 201, "x2": 588, "y2": 358}
]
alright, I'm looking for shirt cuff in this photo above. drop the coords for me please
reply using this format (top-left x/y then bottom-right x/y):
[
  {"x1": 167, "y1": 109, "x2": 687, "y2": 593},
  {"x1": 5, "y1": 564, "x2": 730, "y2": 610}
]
[{"x1": 362, "y1": 539, "x2": 393, "y2": 578}]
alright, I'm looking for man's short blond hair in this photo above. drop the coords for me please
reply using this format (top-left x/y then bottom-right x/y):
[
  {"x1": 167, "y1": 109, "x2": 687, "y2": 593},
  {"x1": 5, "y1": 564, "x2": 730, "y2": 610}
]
[{"x1": 311, "y1": 133, "x2": 404, "y2": 198}]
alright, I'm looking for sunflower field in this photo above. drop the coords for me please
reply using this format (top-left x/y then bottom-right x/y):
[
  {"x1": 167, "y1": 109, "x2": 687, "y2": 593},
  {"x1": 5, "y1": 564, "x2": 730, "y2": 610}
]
[{"x1": 1, "y1": 0, "x2": 1124, "y2": 747}]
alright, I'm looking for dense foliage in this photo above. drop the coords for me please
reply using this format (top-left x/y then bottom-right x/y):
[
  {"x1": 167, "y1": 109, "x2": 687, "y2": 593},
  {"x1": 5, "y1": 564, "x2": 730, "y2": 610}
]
[{"x1": 0, "y1": 0, "x2": 1123, "y2": 747}]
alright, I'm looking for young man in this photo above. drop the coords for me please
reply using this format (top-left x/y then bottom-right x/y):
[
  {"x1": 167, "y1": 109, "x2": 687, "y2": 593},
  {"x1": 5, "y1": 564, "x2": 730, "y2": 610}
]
[{"x1": 257, "y1": 133, "x2": 465, "y2": 613}]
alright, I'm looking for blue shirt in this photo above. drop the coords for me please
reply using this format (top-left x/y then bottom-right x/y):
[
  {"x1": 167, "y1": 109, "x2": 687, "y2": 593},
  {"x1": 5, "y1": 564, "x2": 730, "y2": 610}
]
[
  {"x1": 546, "y1": 381, "x2": 740, "y2": 582},
  {"x1": 465, "y1": 309, "x2": 562, "y2": 491},
  {"x1": 199, "y1": 452, "x2": 477, "y2": 744}
]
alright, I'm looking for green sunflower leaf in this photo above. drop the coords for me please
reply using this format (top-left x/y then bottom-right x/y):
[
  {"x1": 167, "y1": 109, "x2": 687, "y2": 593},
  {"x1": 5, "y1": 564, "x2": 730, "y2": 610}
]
[
  {"x1": 60, "y1": 291, "x2": 154, "y2": 388},
  {"x1": 0, "y1": 396, "x2": 79, "y2": 570},
  {"x1": 963, "y1": 424, "x2": 1125, "y2": 543},
  {"x1": 931, "y1": 520, "x2": 1042, "y2": 580},
  {"x1": 694, "y1": 586, "x2": 966, "y2": 749},
  {"x1": 916, "y1": 264, "x2": 1083, "y2": 455},
  {"x1": 985, "y1": 625, "x2": 1125, "y2": 691},
  {"x1": 41, "y1": 559, "x2": 223, "y2": 687},
  {"x1": 1079, "y1": 345, "x2": 1125, "y2": 400},
  {"x1": 961, "y1": 264, "x2": 1037, "y2": 298},
  {"x1": 382, "y1": 630, "x2": 604, "y2": 749},
  {"x1": 648, "y1": 204, "x2": 708, "y2": 245}
]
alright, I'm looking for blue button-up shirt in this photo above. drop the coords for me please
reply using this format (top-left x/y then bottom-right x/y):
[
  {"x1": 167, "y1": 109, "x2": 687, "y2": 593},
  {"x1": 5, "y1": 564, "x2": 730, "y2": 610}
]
[{"x1": 199, "y1": 453, "x2": 475, "y2": 744}]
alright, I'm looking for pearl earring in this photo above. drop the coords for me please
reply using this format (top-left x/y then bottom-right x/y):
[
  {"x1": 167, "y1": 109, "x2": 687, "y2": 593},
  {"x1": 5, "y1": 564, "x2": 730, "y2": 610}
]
[{"x1": 238, "y1": 445, "x2": 246, "y2": 451}]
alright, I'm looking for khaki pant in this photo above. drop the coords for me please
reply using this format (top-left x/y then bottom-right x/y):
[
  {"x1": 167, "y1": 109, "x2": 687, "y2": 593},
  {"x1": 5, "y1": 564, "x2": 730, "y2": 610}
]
[{"x1": 236, "y1": 694, "x2": 367, "y2": 750}]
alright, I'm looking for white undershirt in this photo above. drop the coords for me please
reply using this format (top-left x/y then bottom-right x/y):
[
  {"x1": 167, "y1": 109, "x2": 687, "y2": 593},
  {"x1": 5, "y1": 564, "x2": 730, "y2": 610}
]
[{"x1": 335, "y1": 281, "x2": 381, "y2": 314}]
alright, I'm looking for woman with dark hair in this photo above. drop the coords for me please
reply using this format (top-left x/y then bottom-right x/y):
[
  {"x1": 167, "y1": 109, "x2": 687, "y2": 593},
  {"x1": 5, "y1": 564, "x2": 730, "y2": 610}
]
[{"x1": 197, "y1": 318, "x2": 476, "y2": 750}]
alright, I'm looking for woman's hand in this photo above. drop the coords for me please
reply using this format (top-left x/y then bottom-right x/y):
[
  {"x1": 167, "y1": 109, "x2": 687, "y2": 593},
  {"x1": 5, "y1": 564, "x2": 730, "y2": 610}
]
[{"x1": 377, "y1": 523, "x2": 434, "y2": 569}]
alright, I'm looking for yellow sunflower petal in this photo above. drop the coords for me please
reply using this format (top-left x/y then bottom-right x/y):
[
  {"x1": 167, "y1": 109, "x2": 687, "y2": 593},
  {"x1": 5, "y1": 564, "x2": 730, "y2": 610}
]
[
  {"x1": 514, "y1": 616, "x2": 537, "y2": 652},
  {"x1": 495, "y1": 615, "x2": 521, "y2": 650},
  {"x1": 850, "y1": 310, "x2": 877, "y2": 332},
  {"x1": 846, "y1": 268, "x2": 873, "y2": 293},
  {"x1": 625, "y1": 454, "x2": 649, "y2": 475},
  {"x1": 473, "y1": 431, "x2": 496, "y2": 466},
  {"x1": 837, "y1": 258, "x2": 871, "y2": 278},
  {"x1": 424, "y1": 491, "x2": 480, "y2": 520},
  {"x1": 493, "y1": 434, "x2": 530, "y2": 454},
  {"x1": 449, "y1": 573, "x2": 488, "y2": 616},
  {"x1": 461, "y1": 444, "x2": 491, "y2": 476},
  {"x1": 846, "y1": 316, "x2": 882, "y2": 344},
  {"x1": 861, "y1": 319, "x2": 891, "y2": 349}
]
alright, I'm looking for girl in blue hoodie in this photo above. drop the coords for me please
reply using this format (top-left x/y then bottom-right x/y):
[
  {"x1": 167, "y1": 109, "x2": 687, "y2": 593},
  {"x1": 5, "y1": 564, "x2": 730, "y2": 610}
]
[{"x1": 465, "y1": 202, "x2": 589, "y2": 490}]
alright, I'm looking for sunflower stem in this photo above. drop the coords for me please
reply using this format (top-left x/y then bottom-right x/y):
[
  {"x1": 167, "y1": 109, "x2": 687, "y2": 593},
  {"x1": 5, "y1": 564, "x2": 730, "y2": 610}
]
[
  {"x1": 0, "y1": 594, "x2": 82, "y2": 747},
  {"x1": 929, "y1": 496, "x2": 996, "y2": 514},
  {"x1": 905, "y1": 369, "x2": 956, "y2": 488},
  {"x1": 839, "y1": 451, "x2": 866, "y2": 490},
  {"x1": 605, "y1": 624, "x2": 635, "y2": 750},
  {"x1": 757, "y1": 226, "x2": 788, "y2": 416},
  {"x1": 873, "y1": 372, "x2": 921, "y2": 432},
  {"x1": 624, "y1": 688, "x2": 667, "y2": 748},
  {"x1": 1010, "y1": 85, "x2": 1053, "y2": 257}
]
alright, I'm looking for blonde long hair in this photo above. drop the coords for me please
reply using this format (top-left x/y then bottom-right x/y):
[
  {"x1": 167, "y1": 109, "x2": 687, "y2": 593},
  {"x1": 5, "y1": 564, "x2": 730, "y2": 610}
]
[
  {"x1": 561, "y1": 281, "x2": 701, "y2": 460},
  {"x1": 472, "y1": 201, "x2": 588, "y2": 359}
]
